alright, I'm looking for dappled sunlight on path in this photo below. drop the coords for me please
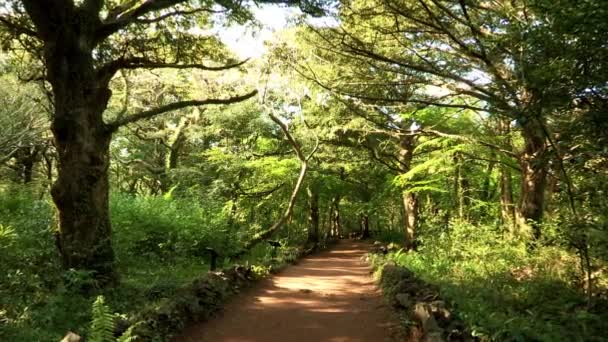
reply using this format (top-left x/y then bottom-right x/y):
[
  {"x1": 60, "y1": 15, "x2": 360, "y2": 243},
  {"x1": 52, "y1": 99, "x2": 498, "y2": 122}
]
[{"x1": 175, "y1": 241, "x2": 402, "y2": 342}]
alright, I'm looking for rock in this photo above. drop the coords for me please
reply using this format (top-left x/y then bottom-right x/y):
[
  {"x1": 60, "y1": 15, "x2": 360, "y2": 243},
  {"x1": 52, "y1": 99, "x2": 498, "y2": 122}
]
[
  {"x1": 395, "y1": 293, "x2": 412, "y2": 308},
  {"x1": 61, "y1": 332, "x2": 81, "y2": 342},
  {"x1": 413, "y1": 302, "x2": 441, "y2": 334},
  {"x1": 429, "y1": 300, "x2": 452, "y2": 324}
]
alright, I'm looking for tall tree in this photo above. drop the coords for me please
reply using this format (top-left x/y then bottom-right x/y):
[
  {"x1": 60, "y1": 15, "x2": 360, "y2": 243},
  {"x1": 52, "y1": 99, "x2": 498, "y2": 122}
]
[
  {"x1": 0, "y1": 0, "x2": 324, "y2": 282},
  {"x1": 294, "y1": 0, "x2": 607, "y2": 238}
]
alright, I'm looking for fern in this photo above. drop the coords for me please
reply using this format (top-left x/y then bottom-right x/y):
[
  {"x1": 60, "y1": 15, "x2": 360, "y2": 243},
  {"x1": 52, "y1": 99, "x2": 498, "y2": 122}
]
[{"x1": 90, "y1": 295, "x2": 115, "y2": 342}]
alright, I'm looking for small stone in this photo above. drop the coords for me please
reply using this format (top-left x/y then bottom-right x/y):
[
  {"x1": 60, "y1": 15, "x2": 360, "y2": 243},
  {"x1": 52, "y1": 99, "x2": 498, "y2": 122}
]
[
  {"x1": 61, "y1": 332, "x2": 81, "y2": 342},
  {"x1": 429, "y1": 300, "x2": 452, "y2": 323},
  {"x1": 414, "y1": 302, "x2": 441, "y2": 333}
]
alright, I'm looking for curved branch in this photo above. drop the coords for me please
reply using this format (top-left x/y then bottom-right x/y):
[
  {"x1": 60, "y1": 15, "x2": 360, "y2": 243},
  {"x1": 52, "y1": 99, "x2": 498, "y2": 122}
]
[
  {"x1": 97, "y1": 58, "x2": 250, "y2": 85},
  {"x1": 96, "y1": 0, "x2": 190, "y2": 42},
  {"x1": 106, "y1": 90, "x2": 257, "y2": 131},
  {"x1": 233, "y1": 112, "x2": 319, "y2": 257}
]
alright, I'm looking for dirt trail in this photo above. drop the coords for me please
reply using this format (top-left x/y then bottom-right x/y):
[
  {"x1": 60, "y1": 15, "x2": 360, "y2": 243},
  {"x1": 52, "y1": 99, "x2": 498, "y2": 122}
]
[{"x1": 175, "y1": 240, "x2": 402, "y2": 342}]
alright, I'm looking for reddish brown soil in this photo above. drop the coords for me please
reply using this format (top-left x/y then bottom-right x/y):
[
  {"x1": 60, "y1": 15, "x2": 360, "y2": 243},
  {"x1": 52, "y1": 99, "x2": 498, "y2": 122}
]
[{"x1": 175, "y1": 240, "x2": 403, "y2": 342}]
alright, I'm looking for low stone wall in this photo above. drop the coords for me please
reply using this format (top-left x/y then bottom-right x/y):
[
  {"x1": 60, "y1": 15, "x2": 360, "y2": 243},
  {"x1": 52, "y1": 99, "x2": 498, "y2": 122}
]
[
  {"x1": 373, "y1": 259, "x2": 475, "y2": 342},
  {"x1": 116, "y1": 243, "x2": 322, "y2": 341}
]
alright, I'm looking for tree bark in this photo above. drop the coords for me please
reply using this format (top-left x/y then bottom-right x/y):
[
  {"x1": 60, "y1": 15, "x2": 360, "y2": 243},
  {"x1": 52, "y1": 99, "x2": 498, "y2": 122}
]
[
  {"x1": 31, "y1": 13, "x2": 116, "y2": 283},
  {"x1": 14, "y1": 145, "x2": 39, "y2": 184},
  {"x1": 398, "y1": 134, "x2": 418, "y2": 250},
  {"x1": 500, "y1": 165, "x2": 516, "y2": 228},
  {"x1": 517, "y1": 118, "x2": 548, "y2": 239},
  {"x1": 332, "y1": 195, "x2": 342, "y2": 238},
  {"x1": 307, "y1": 185, "x2": 319, "y2": 244},
  {"x1": 20, "y1": 0, "x2": 258, "y2": 284},
  {"x1": 361, "y1": 213, "x2": 370, "y2": 239}
]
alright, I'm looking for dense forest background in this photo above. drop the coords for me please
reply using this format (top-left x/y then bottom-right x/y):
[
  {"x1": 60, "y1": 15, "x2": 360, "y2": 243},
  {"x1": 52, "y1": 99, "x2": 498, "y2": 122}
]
[{"x1": 0, "y1": 0, "x2": 607, "y2": 340}]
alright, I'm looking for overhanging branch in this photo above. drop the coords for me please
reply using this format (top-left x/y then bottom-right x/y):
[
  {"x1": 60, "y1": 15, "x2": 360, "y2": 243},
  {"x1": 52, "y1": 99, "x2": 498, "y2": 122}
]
[
  {"x1": 106, "y1": 90, "x2": 257, "y2": 131},
  {"x1": 96, "y1": 0, "x2": 190, "y2": 42},
  {"x1": 97, "y1": 57, "x2": 250, "y2": 84},
  {"x1": 233, "y1": 112, "x2": 319, "y2": 257}
]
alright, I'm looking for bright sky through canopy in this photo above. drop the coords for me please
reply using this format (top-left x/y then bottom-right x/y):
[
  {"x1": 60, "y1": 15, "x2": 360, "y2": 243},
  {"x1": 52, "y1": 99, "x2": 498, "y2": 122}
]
[
  {"x1": 215, "y1": 5, "x2": 336, "y2": 59},
  {"x1": 213, "y1": 5, "x2": 296, "y2": 59}
]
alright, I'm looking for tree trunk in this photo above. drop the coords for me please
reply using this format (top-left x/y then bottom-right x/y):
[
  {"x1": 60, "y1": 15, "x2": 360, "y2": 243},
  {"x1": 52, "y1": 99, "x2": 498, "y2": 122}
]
[
  {"x1": 398, "y1": 134, "x2": 418, "y2": 250},
  {"x1": 453, "y1": 153, "x2": 469, "y2": 220},
  {"x1": 517, "y1": 118, "x2": 548, "y2": 239},
  {"x1": 332, "y1": 196, "x2": 342, "y2": 238},
  {"x1": 402, "y1": 192, "x2": 418, "y2": 250},
  {"x1": 42, "y1": 22, "x2": 116, "y2": 283},
  {"x1": 482, "y1": 160, "x2": 496, "y2": 201},
  {"x1": 14, "y1": 146, "x2": 39, "y2": 183},
  {"x1": 307, "y1": 186, "x2": 319, "y2": 244},
  {"x1": 361, "y1": 213, "x2": 370, "y2": 239},
  {"x1": 500, "y1": 166, "x2": 516, "y2": 228}
]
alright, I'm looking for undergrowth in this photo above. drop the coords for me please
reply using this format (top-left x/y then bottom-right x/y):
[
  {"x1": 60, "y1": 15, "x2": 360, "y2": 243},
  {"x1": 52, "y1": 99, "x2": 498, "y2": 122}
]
[
  {"x1": 373, "y1": 221, "x2": 608, "y2": 342},
  {"x1": 0, "y1": 189, "x2": 299, "y2": 341}
]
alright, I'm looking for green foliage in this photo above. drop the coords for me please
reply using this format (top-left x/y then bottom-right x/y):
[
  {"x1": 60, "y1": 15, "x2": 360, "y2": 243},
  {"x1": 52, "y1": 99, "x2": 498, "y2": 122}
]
[
  {"x1": 90, "y1": 296, "x2": 115, "y2": 342},
  {"x1": 0, "y1": 188, "x2": 309, "y2": 340},
  {"x1": 380, "y1": 222, "x2": 607, "y2": 341}
]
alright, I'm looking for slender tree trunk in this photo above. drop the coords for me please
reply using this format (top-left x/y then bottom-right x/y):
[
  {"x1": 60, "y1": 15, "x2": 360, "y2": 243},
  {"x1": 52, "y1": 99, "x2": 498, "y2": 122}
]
[
  {"x1": 398, "y1": 134, "x2": 418, "y2": 250},
  {"x1": 328, "y1": 204, "x2": 335, "y2": 237},
  {"x1": 332, "y1": 196, "x2": 342, "y2": 238},
  {"x1": 14, "y1": 146, "x2": 39, "y2": 184},
  {"x1": 307, "y1": 185, "x2": 319, "y2": 244},
  {"x1": 500, "y1": 166, "x2": 516, "y2": 228},
  {"x1": 482, "y1": 160, "x2": 496, "y2": 201},
  {"x1": 361, "y1": 213, "x2": 370, "y2": 239},
  {"x1": 517, "y1": 118, "x2": 548, "y2": 239},
  {"x1": 402, "y1": 192, "x2": 418, "y2": 250},
  {"x1": 453, "y1": 153, "x2": 469, "y2": 220}
]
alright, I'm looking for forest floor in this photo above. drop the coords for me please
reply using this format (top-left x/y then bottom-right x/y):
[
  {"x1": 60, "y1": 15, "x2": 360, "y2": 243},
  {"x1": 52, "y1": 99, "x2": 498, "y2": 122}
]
[{"x1": 175, "y1": 240, "x2": 404, "y2": 342}]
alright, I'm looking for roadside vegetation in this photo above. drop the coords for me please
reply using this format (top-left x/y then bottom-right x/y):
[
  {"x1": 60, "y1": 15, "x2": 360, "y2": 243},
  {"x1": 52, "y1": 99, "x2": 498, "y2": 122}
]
[{"x1": 1, "y1": 0, "x2": 607, "y2": 340}]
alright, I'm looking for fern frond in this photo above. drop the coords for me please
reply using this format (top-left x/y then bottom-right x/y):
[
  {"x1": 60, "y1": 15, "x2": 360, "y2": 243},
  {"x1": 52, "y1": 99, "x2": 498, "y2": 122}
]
[{"x1": 90, "y1": 295, "x2": 115, "y2": 342}]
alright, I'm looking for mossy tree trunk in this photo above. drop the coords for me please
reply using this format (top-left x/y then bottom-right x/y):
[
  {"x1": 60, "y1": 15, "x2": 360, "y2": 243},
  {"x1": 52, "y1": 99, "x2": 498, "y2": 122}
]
[
  {"x1": 516, "y1": 117, "x2": 548, "y2": 239},
  {"x1": 398, "y1": 134, "x2": 418, "y2": 250}
]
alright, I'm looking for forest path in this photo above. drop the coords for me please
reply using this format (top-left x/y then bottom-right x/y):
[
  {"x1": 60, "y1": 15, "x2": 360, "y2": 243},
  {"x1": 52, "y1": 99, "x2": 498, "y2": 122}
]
[{"x1": 175, "y1": 240, "x2": 403, "y2": 342}]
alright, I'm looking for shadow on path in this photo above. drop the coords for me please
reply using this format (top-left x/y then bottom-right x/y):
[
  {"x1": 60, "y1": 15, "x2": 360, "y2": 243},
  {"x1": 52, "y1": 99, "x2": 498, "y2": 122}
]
[{"x1": 175, "y1": 240, "x2": 402, "y2": 342}]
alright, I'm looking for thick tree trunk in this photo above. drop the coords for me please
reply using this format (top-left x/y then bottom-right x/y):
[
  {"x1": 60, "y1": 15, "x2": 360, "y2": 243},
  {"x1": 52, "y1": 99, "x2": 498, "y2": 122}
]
[
  {"x1": 42, "y1": 21, "x2": 116, "y2": 283},
  {"x1": 398, "y1": 134, "x2": 418, "y2": 250},
  {"x1": 517, "y1": 118, "x2": 548, "y2": 239},
  {"x1": 307, "y1": 186, "x2": 319, "y2": 244}
]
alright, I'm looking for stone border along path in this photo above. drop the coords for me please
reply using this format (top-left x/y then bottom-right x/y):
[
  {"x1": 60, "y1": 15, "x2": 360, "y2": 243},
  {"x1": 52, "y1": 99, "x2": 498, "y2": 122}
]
[{"x1": 174, "y1": 240, "x2": 404, "y2": 342}]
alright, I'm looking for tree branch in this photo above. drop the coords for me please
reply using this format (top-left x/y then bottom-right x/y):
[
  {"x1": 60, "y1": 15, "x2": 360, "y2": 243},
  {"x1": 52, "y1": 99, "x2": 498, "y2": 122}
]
[
  {"x1": 106, "y1": 90, "x2": 257, "y2": 131},
  {"x1": 0, "y1": 15, "x2": 39, "y2": 37},
  {"x1": 233, "y1": 112, "x2": 319, "y2": 257},
  {"x1": 97, "y1": 57, "x2": 250, "y2": 84},
  {"x1": 422, "y1": 128, "x2": 518, "y2": 159},
  {"x1": 133, "y1": 7, "x2": 223, "y2": 24},
  {"x1": 96, "y1": 0, "x2": 190, "y2": 42}
]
